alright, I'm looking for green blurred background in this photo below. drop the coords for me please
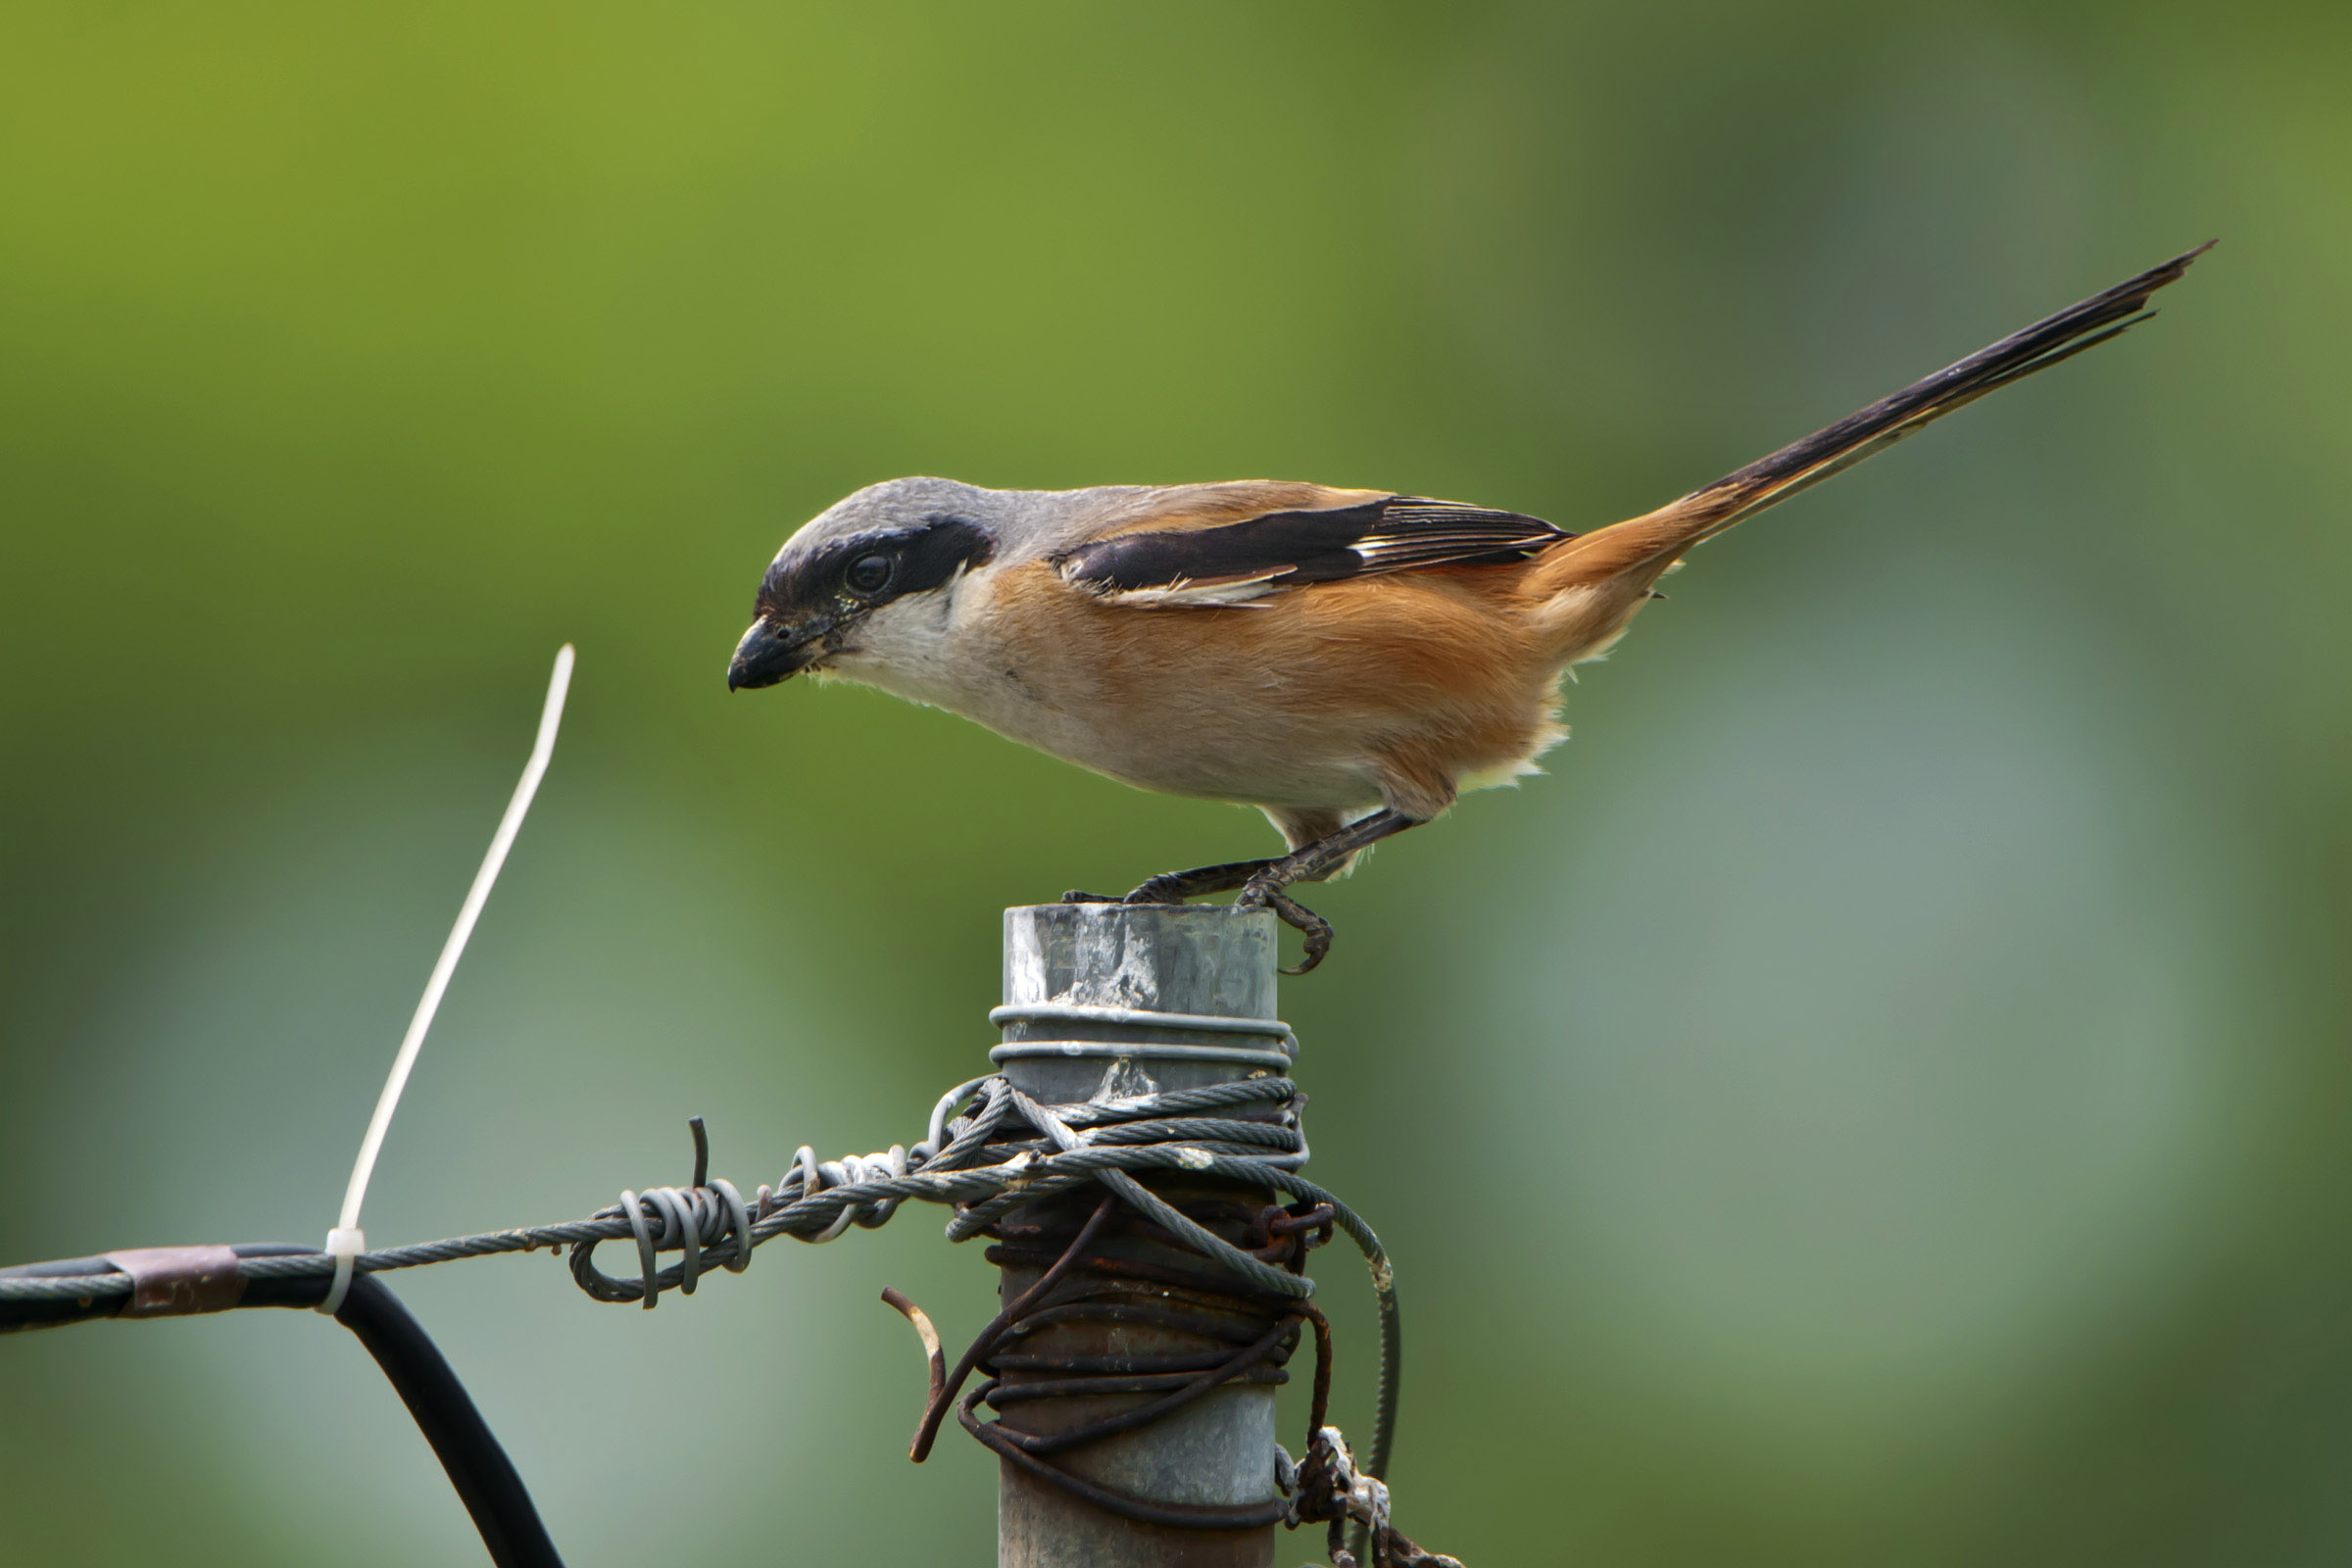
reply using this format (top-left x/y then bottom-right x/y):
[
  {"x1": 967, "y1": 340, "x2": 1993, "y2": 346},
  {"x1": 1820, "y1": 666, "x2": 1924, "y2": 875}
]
[{"x1": 4, "y1": 3, "x2": 2347, "y2": 1563}]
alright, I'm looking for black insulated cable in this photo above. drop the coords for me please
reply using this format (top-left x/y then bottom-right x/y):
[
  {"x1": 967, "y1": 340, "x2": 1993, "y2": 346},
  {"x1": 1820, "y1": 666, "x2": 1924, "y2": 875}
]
[{"x1": 0, "y1": 1243, "x2": 563, "y2": 1568}]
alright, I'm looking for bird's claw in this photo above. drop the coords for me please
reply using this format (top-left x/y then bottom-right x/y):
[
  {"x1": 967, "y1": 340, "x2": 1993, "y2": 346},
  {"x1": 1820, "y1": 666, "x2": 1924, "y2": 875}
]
[{"x1": 1236, "y1": 880, "x2": 1334, "y2": 974}]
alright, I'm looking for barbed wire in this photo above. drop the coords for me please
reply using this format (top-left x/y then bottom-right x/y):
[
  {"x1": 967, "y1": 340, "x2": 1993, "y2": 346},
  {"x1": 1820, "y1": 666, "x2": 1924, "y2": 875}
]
[{"x1": 1, "y1": 1068, "x2": 1439, "y2": 1555}]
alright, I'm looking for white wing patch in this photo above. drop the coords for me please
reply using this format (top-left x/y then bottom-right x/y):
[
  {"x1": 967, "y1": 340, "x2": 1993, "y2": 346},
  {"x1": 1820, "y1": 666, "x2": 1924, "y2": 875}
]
[{"x1": 1070, "y1": 569, "x2": 1285, "y2": 610}]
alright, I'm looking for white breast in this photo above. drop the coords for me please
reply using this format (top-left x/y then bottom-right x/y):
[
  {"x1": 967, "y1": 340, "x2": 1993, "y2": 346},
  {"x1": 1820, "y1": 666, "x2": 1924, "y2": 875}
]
[{"x1": 820, "y1": 567, "x2": 1388, "y2": 811}]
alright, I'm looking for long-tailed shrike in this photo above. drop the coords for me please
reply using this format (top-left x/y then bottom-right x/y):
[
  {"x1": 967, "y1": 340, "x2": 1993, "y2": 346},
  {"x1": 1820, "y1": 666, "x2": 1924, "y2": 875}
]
[{"x1": 729, "y1": 245, "x2": 2208, "y2": 970}]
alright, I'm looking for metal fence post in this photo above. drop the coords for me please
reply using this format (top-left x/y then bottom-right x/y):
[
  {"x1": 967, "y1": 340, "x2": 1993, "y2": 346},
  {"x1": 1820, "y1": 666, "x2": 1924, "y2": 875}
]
[{"x1": 994, "y1": 902, "x2": 1286, "y2": 1568}]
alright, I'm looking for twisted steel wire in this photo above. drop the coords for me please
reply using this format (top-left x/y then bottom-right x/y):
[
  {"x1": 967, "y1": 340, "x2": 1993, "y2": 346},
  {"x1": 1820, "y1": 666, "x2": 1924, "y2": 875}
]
[{"x1": 1, "y1": 1068, "x2": 1402, "y2": 1491}]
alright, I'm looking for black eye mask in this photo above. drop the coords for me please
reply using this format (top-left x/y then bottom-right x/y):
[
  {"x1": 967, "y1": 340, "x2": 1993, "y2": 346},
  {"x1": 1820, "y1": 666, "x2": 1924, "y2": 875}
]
[{"x1": 761, "y1": 514, "x2": 997, "y2": 622}]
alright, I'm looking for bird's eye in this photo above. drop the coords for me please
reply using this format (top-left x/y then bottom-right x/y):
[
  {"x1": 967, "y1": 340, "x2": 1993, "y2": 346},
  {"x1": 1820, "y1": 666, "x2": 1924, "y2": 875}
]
[{"x1": 845, "y1": 553, "x2": 896, "y2": 596}]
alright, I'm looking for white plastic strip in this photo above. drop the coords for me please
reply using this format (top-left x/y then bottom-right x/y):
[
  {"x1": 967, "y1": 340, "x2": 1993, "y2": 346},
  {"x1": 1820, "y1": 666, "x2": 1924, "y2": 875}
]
[{"x1": 318, "y1": 645, "x2": 574, "y2": 1314}]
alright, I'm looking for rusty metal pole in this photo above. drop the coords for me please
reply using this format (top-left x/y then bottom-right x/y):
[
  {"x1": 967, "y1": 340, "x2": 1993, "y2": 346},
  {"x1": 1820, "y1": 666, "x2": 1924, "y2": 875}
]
[{"x1": 993, "y1": 902, "x2": 1288, "y2": 1568}]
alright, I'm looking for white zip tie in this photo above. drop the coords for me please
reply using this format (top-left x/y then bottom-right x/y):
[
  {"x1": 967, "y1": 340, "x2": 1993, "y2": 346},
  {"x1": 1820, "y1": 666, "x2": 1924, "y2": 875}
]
[{"x1": 318, "y1": 645, "x2": 574, "y2": 1314}]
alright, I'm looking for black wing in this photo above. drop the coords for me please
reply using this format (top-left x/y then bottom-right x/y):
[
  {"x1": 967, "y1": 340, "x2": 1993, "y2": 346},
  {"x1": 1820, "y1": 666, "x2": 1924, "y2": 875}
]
[{"x1": 1057, "y1": 496, "x2": 1572, "y2": 605}]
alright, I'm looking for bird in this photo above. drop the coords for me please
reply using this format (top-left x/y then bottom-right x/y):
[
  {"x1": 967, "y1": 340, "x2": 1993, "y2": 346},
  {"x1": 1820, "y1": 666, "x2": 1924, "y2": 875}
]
[{"x1": 729, "y1": 244, "x2": 2209, "y2": 972}]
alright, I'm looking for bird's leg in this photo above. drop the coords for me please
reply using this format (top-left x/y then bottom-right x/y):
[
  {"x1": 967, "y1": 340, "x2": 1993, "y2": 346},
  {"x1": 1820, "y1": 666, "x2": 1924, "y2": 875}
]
[
  {"x1": 1246, "y1": 808, "x2": 1424, "y2": 890},
  {"x1": 1061, "y1": 859, "x2": 1274, "y2": 906},
  {"x1": 1236, "y1": 809, "x2": 1425, "y2": 974}
]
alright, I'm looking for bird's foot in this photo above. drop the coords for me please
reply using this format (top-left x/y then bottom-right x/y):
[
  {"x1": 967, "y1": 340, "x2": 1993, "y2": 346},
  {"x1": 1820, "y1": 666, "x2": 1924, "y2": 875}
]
[
  {"x1": 1235, "y1": 879, "x2": 1334, "y2": 975},
  {"x1": 1061, "y1": 854, "x2": 1336, "y2": 971},
  {"x1": 1055, "y1": 812, "x2": 1417, "y2": 974},
  {"x1": 1122, "y1": 860, "x2": 1276, "y2": 905},
  {"x1": 1060, "y1": 859, "x2": 1273, "y2": 908}
]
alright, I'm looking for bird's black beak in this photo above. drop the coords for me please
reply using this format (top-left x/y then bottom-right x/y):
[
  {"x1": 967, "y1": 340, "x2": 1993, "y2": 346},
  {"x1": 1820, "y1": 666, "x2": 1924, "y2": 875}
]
[{"x1": 728, "y1": 614, "x2": 825, "y2": 690}]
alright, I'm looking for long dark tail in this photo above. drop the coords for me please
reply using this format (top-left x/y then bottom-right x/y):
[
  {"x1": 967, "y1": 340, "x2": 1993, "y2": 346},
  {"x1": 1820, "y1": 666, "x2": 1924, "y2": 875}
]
[{"x1": 1533, "y1": 241, "x2": 2212, "y2": 593}]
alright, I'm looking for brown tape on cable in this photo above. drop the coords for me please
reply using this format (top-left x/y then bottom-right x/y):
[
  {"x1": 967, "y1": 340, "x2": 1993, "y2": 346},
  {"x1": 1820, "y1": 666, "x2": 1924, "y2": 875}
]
[{"x1": 103, "y1": 1247, "x2": 247, "y2": 1316}]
